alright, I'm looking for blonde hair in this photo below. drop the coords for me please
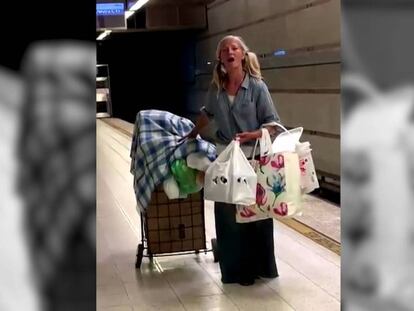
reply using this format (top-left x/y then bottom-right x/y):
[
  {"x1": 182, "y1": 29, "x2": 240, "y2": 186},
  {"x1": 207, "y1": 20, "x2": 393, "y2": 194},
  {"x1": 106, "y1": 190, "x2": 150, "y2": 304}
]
[{"x1": 212, "y1": 35, "x2": 262, "y2": 90}]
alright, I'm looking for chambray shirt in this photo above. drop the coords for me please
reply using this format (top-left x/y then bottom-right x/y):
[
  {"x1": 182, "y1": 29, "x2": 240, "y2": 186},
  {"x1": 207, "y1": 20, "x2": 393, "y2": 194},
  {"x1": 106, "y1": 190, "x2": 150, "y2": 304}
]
[{"x1": 201, "y1": 73, "x2": 280, "y2": 154}]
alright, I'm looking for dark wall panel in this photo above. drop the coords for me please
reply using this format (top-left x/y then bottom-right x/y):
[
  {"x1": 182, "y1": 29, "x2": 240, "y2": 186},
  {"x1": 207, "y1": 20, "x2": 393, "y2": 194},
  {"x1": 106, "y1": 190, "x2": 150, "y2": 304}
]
[{"x1": 97, "y1": 30, "x2": 198, "y2": 123}]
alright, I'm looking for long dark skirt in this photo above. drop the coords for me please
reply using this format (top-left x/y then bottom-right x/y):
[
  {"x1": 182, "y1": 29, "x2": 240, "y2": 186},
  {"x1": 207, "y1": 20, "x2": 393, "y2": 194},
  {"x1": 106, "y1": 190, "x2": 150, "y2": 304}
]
[{"x1": 214, "y1": 202, "x2": 279, "y2": 283}]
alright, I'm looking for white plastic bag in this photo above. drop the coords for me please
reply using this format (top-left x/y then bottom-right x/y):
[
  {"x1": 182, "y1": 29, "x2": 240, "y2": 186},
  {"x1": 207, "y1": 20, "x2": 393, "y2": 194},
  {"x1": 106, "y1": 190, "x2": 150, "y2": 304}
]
[
  {"x1": 163, "y1": 176, "x2": 187, "y2": 199},
  {"x1": 186, "y1": 152, "x2": 212, "y2": 172},
  {"x1": 272, "y1": 126, "x2": 303, "y2": 153},
  {"x1": 204, "y1": 139, "x2": 257, "y2": 205},
  {"x1": 296, "y1": 142, "x2": 319, "y2": 193}
]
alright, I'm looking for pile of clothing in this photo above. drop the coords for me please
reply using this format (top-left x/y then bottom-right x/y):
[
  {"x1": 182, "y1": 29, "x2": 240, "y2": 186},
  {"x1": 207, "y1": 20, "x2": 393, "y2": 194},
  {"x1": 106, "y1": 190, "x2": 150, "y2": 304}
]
[{"x1": 130, "y1": 110, "x2": 217, "y2": 212}]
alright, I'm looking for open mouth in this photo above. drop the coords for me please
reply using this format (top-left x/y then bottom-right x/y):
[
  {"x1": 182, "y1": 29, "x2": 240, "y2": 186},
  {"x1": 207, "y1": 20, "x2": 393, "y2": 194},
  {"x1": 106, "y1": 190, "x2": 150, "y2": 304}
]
[{"x1": 227, "y1": 57, "x2": 235, "y2": 63}]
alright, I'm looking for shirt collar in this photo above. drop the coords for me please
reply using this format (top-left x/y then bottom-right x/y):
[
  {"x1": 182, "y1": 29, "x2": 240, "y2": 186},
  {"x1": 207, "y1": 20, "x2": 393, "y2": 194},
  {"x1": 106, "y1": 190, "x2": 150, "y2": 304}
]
[{"x1": 241, "y1": 72, "x2": 250, "y2": 89}]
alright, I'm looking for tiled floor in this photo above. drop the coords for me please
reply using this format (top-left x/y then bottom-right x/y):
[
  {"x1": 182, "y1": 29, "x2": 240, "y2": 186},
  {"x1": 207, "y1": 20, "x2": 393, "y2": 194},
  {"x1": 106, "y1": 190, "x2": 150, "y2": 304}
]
[{"x1": 97, "y1": 119, "x2": 340, "y2": 311}]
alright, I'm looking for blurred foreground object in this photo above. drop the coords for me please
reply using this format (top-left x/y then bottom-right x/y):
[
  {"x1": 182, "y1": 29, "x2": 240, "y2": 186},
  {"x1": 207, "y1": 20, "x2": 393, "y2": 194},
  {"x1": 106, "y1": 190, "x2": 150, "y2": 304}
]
[
  {"x1": 17, "y1": 41, "x2": 96, "y2": 311},
  {"x1": 342, "y1": 74, "x2": 414, "y2": 310},
  {"x1": 0, "y1": 68, "x2": 41, "y2": 310}
]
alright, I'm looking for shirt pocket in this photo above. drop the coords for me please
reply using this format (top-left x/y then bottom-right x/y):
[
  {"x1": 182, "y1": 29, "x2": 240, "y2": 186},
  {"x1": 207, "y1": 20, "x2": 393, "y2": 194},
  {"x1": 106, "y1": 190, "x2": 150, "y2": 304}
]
[{"x1": 235, "y1": 99, "x2": 257, "y2": 124}]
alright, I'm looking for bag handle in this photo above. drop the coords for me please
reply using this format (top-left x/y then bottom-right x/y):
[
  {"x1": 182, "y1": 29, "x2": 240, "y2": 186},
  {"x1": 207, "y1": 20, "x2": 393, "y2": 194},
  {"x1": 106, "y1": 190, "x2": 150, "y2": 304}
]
[
  {"x1": 252, "y1": 122, "x2": 294, "y2": 157},
  {"x1": 250, "y1": 127, "x2": 273, "y2": 158},
  {"x1": 250, "y1": 136, "x2": 260, "y2": 159},
  {"x1": 269, "y1": 121, "x2": 291, "y2": 136},
  {"x1": 259, "y1": 128, "x2": 272, "y2": 157}
]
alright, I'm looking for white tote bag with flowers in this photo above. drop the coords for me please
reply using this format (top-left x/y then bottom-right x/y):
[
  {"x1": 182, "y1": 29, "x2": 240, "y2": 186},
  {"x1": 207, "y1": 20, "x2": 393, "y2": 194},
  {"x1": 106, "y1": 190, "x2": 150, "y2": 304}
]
[
  {"x1": 235, "y1": 126, "x2": 302, "y2": 222},
  {"x1": 204, "y1": 139, "x2": 257, "y2": 205},
  {"x1": 235, "y1": 154, "x2": 269, "y2": 223},
  {"x1": 254, "y1": 127, "x2": 303, "y2": 219}
]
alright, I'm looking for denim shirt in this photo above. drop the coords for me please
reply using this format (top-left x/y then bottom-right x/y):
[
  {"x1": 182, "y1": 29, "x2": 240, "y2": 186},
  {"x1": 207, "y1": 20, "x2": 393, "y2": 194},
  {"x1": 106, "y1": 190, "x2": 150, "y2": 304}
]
[{"x1": 201, "y1": 73, "x2": 280, "y2": 147}]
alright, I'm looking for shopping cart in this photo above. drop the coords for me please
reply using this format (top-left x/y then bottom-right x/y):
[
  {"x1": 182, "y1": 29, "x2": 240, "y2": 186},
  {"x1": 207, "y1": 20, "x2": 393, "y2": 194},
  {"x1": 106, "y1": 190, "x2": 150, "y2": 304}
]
[{"x1": 135, "y1": 186, "x2": 218, "y2": 268}]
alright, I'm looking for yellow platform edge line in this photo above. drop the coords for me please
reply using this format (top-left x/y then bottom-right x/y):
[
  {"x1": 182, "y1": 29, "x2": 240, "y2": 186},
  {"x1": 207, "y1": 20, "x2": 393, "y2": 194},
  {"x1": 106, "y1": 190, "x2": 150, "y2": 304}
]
[{"x1": 278, "y1": 218, "x2": 341, "y2": 256}]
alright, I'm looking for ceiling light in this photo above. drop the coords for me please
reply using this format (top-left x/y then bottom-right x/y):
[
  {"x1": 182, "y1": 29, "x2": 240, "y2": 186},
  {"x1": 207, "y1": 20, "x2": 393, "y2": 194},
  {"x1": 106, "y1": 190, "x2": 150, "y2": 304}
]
[
  {"x1": 97, "y1": 30, "x2": 112, "y2": 41},
  {"x1": 129, "y1": 0, "x2": 149, "y2": 12},
  {"x1": 125, "y1": 10, "x2": 135, "y2": 19}
]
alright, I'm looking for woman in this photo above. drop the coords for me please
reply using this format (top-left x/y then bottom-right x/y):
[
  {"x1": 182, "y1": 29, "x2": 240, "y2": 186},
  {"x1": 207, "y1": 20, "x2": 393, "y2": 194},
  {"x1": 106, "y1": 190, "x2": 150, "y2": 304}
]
[{"x1": 188, "y1": 35, "x2": 281, "y2": 286}]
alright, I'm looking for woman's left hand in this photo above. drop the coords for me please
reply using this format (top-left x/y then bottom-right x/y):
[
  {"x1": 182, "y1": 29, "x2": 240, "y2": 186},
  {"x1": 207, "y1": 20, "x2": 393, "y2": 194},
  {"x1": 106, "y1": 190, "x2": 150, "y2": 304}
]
[{"x1": 235, "y1": 130, "x2": 261, "y2": 144}]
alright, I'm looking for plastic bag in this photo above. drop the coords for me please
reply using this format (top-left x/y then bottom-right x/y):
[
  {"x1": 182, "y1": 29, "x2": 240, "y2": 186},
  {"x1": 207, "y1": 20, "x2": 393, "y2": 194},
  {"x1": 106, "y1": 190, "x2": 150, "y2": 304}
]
[
  {"x1": 170, "y1": 159, "x2": 201, "y2": 195},
  {"x1": 163, "y1": 176, "x2": 181, "y2": 199},
  {"x1": 204, "y1": 139, "x2": 257, "y2": 205},
  {"x1": 186, "y1": 152, "x2": 212, "y2": 172},
  {"x1": 296, "y1": 141, "x2": 319, "y2": 194}
]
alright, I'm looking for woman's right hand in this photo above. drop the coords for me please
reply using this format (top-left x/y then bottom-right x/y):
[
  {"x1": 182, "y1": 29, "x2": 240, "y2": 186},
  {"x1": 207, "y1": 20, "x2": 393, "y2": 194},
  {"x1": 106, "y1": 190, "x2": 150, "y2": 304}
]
[
  {"x1": 187, "y1": 127, "x2": 199, "y2": 139},
  {"x1": 180, "y1": 112, "x2": 209, "y2": 141},
  {"x1": 179, "y1": 127, "x2": 198, "y2": 142}
]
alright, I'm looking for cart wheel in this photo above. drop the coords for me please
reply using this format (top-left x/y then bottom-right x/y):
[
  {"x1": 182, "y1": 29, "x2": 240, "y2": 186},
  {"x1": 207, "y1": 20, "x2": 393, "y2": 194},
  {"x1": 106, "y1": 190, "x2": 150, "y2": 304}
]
[
  {"x1": 195, "y1": 250, "x2": 200, "y2": 255},
  {"x1": 211, "y1": 238, "x2": 219, "y2": 263},
  {"x1": 135, "y1": 244, "x2": 144, "y2": 269}
]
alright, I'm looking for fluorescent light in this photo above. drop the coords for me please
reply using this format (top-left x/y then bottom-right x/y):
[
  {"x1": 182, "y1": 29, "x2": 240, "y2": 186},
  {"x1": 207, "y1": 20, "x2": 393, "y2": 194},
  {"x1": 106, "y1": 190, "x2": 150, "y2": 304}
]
[
  {"x1": 125, "y1": 0, "x2": 149, "y2": 19},
  {"x1": 273, "y1": 49, "x2": 287, "y2": 57},
  {"x1": 129, "y1": 0, "x2": 149, "y2": 12},
  {"x1": 97, "y1": 30, "x2": 112, "y2": 41},
  {"x1": 125, "y1": 10, "x2": 135, "y2": 19}
]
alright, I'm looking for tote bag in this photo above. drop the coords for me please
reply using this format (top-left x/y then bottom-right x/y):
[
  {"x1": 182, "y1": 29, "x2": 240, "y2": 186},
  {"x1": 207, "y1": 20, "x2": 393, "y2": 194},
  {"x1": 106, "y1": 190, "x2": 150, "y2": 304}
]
[{"x1": 257, "y1": 127, "x2": 302, "y2": 218}]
